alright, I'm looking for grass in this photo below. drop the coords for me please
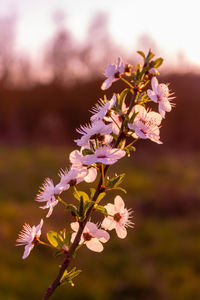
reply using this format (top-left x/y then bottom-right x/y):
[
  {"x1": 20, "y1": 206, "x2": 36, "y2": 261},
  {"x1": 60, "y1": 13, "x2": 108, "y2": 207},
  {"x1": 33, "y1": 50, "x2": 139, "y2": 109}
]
[{"x1": 0, "y1": 145, "x2": 200, "y2": 299}]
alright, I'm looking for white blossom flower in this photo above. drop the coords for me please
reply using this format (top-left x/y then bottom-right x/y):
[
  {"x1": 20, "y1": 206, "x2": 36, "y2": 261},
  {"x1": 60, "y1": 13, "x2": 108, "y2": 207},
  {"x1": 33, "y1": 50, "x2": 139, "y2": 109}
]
[
  {"x1": 69, "y1": 150, "x2": 97, "y2": 183},
  {"x1": 90, "y1": 94, "x2": 116, "y2": 122},
  {"x1": 16, "y1": 219, "x2": 43, "y2": 259},
  {"x1": 101, "y1": 57, "x2": 125, "y2": 90},
  {"x1": 58, "y1": 167, "x2": 88, "y2": 190},
  {"x1": 147, "y1": 77, "x2": 175, "y2": 118},
  {"x1": 36, "y1": 178, "x2": 62, "y2": 218},
  {"x1": 82, "y1": 146, "x2": 126, "y2": 165},
  {"x1": 128, "y1": 105, "x2": 163, "y2": 144},
  {"x1": 71, "y1": 221, "x2": 110, "y2": 252},
  {"x1": 101, "y1": 196, "x2": 134, "y2": 239},
  {"x1": 74, "y1": 120, "x2": 113, "y2": 147}
]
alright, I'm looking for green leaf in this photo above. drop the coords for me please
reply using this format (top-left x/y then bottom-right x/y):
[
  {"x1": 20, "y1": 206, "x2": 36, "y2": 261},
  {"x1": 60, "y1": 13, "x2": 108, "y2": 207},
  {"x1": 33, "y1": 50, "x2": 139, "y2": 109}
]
[
  {"x1": 65, "y1": 204, "x2": 79, "y2": 216},
  {"x1": 95, "y1": 205, "x2": 108, "y2": 216},
  {"x1": 137, "y1": 50, "x2": 145, "y2": 59},
  {"x1": 54, "y1": 250, "x2": 64, "y2": 257},
  {"x1": 82, "y1": 148, "x2": 94, "y2": 156},
  {"x1": 110, "y1": 186, "x2": 127, "y2": 194},
  {"x1": 118, "y1": 88, "x2": 129, "y2": 109},
  {"x1": 96, "y1": 192, "x2": 106, "y2": 203},
  {"x1": 64, "y1": 232, "x2": 72, "y2": 247},
  {"x1": 153, "y1": 57, "x2": 163, "y2": 68},
  {"x1": 107, "y1": 173, "x2": 125, "y2": 188},
  {"x1": 61, "y1": 267, "x2": 82, "y2": 287},
  {"x1": 73, "y1": 190, "x2": 90, "y2": 202},
  {"x1": 79, "y1": 196, "x2": 84, "y2": 218},
  {"x1": 125, "y1": 145, "x2": 136, "y2": 157},
  {"x1": 47, "y1": 231, "x2": 58, "y2": 248},
  {"x1": 84, "y1": 201, "x2": 94, "y2": 214},
  {"x1": 90, "y1": 188, "x2": 96, "y2": 199}
]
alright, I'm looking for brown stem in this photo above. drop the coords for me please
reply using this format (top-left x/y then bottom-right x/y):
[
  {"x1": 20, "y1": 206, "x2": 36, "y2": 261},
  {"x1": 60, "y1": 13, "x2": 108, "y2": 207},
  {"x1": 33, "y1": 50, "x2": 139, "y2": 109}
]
[{"x1": 42, "y1": 90, "x2": 138, "y2": 300}]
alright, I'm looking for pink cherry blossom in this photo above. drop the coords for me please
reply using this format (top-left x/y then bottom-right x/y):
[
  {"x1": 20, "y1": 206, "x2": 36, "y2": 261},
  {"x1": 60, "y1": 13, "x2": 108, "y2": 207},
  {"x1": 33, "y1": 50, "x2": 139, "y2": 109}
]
[
  {"x1": 58, "y1": 167, "x2": 88, "y2": 190},
  {"x1": 90, "y1": 94, "x2": 116, "y2": 122},
  {"x1": 101, "y1": 57, "x2": 125, "y2": 90},
  {"x1": 36, "y1": 178, "x2": 62, "y2": 218},
  {"x1": 128, "y1": 105, "x2": 163, "y2": 144},
  {"x1": 101, "y1": 196, "x2": 134, "y2": 239},
  {"x1": 74, "y1": 120, "x2": 113, "y2": 147},
  {"x1": 69, "y1": 150, "x2": 97, "y2": 183},
  {"x1": 147, "y1": 77, "x2": 175, "y2": 118},
  {"x1": 71, "y1": 221, "x2": 110, "y2": 252},
  {"x1": 82, "y1": 146, "x2": 126, "y2": 166},
  {"x1": 16, "y1": 219, "x2": 43, "y2": 259}
]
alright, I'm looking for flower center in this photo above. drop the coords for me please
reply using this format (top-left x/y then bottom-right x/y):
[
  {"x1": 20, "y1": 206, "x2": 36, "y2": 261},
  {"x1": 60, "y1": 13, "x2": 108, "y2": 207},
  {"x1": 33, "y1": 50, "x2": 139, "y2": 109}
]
[
  {"x1": 114, "y1": 71, "x2": 121, "y2": 78},
  {"x1": 97, "y1": 155, "x2": 107, "y2": 159},
  {"x1": 114, "y1": 213, "x2": 121, "y2": 222},
  {"x1": 140, "y1": 129, "x2": 147, "y2": 135},
  {"x1": 68, "y1": 179, "x2": 77, "y2": 187},
  {"x1": 83, "y1": 232, "x2": 93, "y2": 241}
]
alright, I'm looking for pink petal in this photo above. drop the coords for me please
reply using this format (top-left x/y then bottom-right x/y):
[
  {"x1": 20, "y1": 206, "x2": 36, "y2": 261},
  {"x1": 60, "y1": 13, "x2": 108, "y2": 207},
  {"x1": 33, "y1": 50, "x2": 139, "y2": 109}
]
[
  {"x1": 115, "y1": 224, "x2": 127, "y2": 239},
  {"x1": 86, "y1": 222, "x2": 98, "y2": 233},
  {"x1": 104, "y1": 203, "x2": 116, "y2": 215},
  {"x1": 71, "y1": 222, "x2": 79, "y2": 232},
  {"x1": 84, "y1": 167, "x2": 97, "y2": 183},
  {"x1": 86, "y1": 238, "x2": 104, "y2": 252},
  {"x1": 95, "y1": 229, "x2": 110, "y2": 243},
  {"x1": 23, "y1": 244, "x2": 34, "y2": 259},
  {"x1": 147, "y1": 89, "x2": 158, "y2": 103},
  {"x1": 101, "y1": 217, "x2": 116, "y2": 231},
  {"x1": 151, "y1": 77, "x2": 158, "y2": 93},
  {"x1": 114, "y1": 195, "x2": 125, "y2": 211},
  {"x1": 101, "y1": 78, "x2": 113, "y2": 90}
]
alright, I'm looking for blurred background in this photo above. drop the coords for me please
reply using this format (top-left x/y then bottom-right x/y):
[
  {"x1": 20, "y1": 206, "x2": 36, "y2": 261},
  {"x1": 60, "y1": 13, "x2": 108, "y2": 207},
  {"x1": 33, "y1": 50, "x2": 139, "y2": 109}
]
[{"x1": 0, "y1": 1, "x2": 200, "y2": 299}]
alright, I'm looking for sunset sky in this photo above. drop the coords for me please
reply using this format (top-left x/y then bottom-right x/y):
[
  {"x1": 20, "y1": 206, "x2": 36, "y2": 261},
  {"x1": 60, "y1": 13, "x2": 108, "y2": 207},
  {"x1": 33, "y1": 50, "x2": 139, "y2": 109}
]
[{"x1": 0, "y1": 0, "x2": 199, "y2": 69}]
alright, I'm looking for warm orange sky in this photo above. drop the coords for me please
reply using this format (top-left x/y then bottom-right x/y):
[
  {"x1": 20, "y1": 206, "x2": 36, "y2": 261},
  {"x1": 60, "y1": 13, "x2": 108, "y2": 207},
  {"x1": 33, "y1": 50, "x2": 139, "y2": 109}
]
[{"x1": 0, "y1": 0, "x2": 199, "y2": 70}]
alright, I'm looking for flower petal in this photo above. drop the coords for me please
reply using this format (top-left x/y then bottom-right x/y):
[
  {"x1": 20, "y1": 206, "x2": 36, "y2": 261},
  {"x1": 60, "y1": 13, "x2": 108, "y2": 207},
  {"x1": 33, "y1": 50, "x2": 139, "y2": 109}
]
[
  {"x1": 115, "y1": 224, "x2": 127, "y2": 239},
  {"x1": 114, "y1": 195, "x2": 125, "y2": 211},
  {"x1": 86, "y1": 238, "x2": 104, "y2": 252}
]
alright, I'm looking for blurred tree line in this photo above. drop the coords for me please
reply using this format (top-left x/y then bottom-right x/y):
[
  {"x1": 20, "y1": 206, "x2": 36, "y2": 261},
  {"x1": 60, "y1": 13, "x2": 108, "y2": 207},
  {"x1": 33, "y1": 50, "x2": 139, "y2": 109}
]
[{"x1": 0, "y1": 12, "x2": 199, "y2": 151}]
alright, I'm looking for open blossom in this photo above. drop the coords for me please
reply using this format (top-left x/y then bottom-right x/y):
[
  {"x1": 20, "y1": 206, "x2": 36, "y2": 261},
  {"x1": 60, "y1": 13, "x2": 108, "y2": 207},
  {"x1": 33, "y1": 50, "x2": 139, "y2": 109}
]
[
  {"x1": 90, "y1": 94, "x2": 116, "y2": 122},
  {"x1": 102, "y1": 196, "x2": 134, "y2": 239},
  {"x1": 74, "y1": 120, "x2": 113, "y2": 147},
  {"x1": 36, "y1": 178, "x2": 62, "y2": 218},
  {"x1": 128, "y1": 105, "x2": 163, "y2": 144},
  {"x1": 69, "y1": 150, "x2": 97, "y2": 183},
  {"x1": 101, "y1": 57, "x2": 125, "y2": 90},
  {"x1": 147, "y1": 77, "x2": 175, "y2": 118},
  {"x1": 82, "y1": 145, "x2": 126, "y2": 165},
  {"x1": 58, "y1": 167, "x2": 88, "y2": 190},
  {"x1": 71, "y1": 221, "x2": 110, "y2": 252},
  {"x1": 16, "y1": 219, "x2": 43, "y2": 259}
]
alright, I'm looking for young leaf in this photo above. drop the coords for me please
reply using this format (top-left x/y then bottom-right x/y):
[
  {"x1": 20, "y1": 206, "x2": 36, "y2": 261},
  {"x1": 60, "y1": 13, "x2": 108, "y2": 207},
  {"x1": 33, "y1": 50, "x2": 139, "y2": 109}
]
[
  {"x1": 61, "y1": 267, "x2": 82, "y2": 287},
  {"x1": 95, "y1": 205, "x2": 108, "y2": 216},
  {"x1": 96, "y1": 192, "x2": 106, "y2": 203},
  {"x1": 64, "y1": 232, "x2": 72, "y2": 247},
  {"x1": 65, "y1": 204, "x2": 79, "y2": 217},
  {"x1": 107, "y1": 173, "x2": 125, "y2": 188},
  {"x1": 82, "y1": 148, "x2": 94, "y2": 156},
  {"x1": 90, "y1": 188, "x2": 96, "y2": 200},
  {"x1": 153, "y1": 57, "x2": 163, "y2": 68},
  {"x1": 73, "y1": 189, "x2": 90, "y2": 202},
  {"x1": 137, "y1": 50, "x2": 145, "y2": 59},
  {"x1": 118, "y1": 88, "x2": 129, "y2": 109},
  {"x1": 47, "y1": 231, "x2": 61, "y2": 248}
]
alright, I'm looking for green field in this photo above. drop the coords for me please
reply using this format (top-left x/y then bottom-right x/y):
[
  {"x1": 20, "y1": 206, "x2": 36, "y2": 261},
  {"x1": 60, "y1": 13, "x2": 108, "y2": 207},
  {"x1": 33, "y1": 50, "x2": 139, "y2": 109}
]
[{"x1": 1, "y1": 146, "x2": 200, "y2": 300}]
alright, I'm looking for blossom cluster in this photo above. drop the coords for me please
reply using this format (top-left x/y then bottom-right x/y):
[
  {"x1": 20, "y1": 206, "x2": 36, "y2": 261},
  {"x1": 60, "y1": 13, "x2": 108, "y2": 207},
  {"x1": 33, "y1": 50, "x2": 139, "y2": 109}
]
[{"x1": 16, "y1": 50, "x2": 175, "y2": 293}]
